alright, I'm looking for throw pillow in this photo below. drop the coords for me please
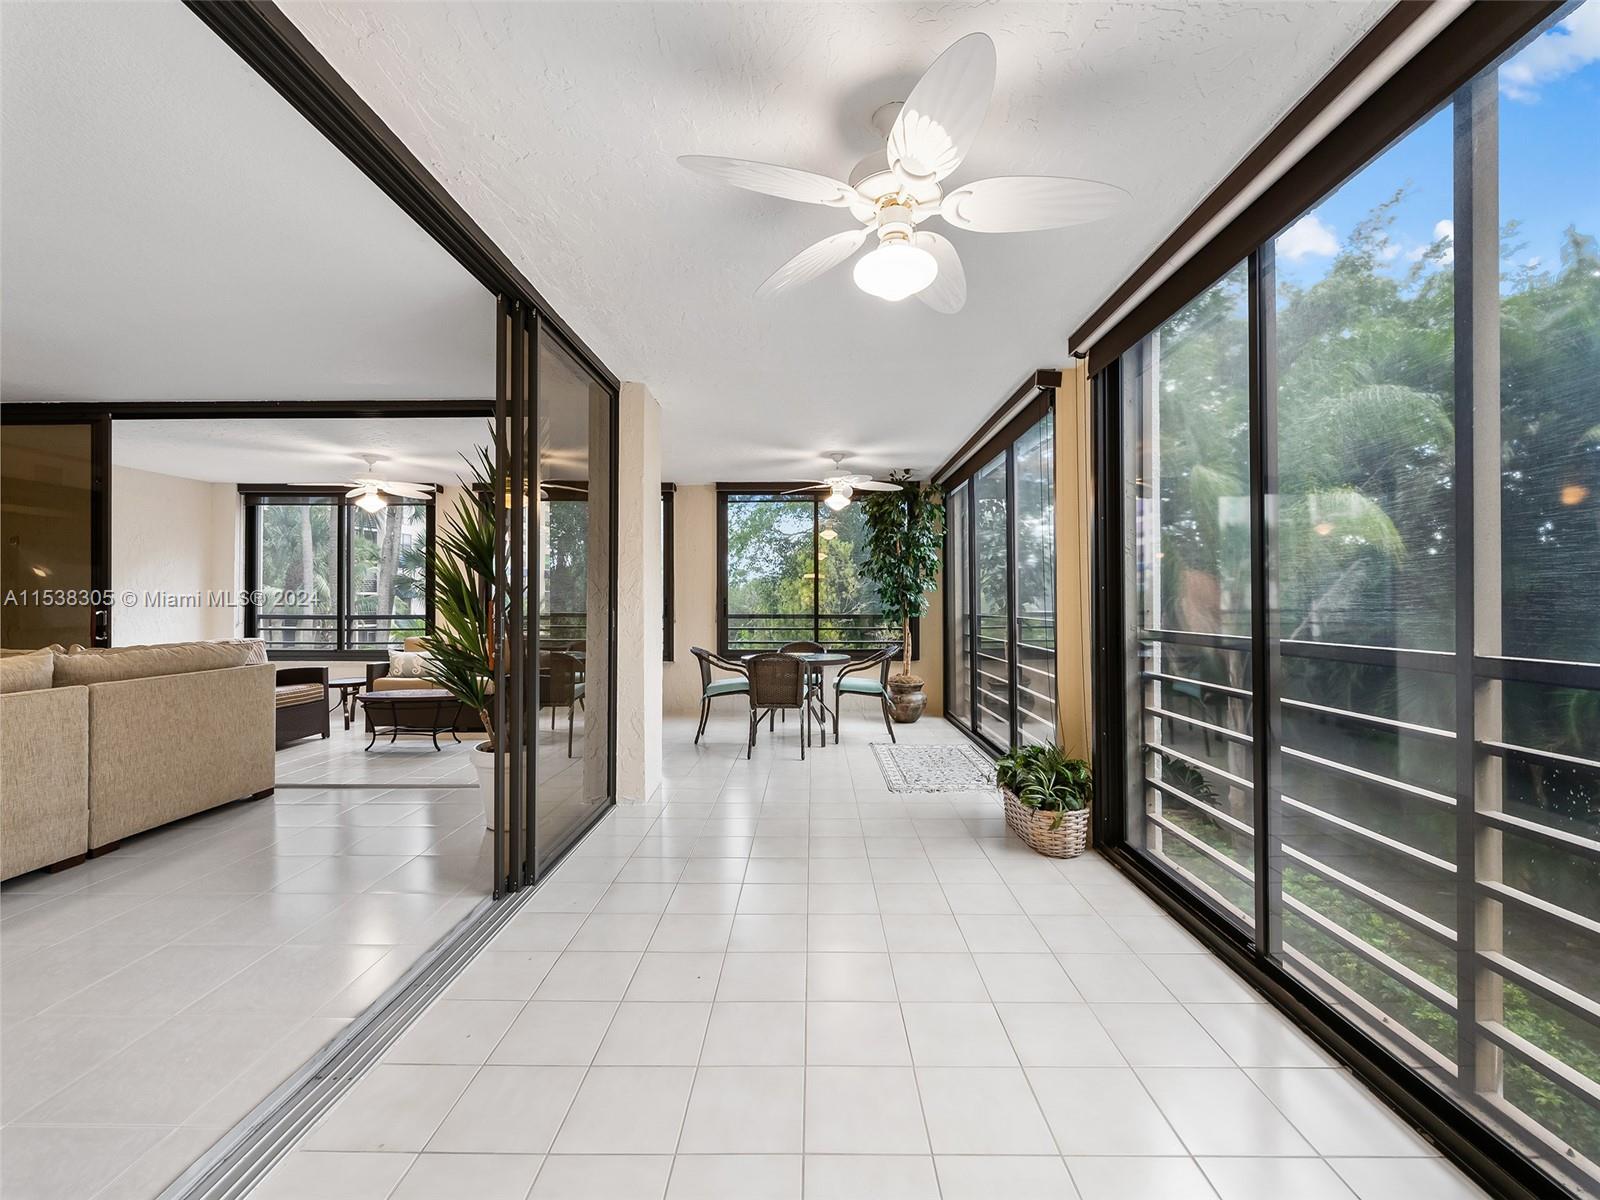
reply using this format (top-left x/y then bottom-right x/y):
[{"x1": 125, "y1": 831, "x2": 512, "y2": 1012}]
[{"x1": 388, "y1": 649, "x2": 433, "y2": 679}]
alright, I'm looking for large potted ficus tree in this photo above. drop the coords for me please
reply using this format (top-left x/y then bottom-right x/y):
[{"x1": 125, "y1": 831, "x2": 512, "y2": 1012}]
[
  {"x1": 420, "y1": 446, "x2": 500, "y2": 829},
  {"x1": 859, "y1": 473, "x2": 944, "y2": 723}
]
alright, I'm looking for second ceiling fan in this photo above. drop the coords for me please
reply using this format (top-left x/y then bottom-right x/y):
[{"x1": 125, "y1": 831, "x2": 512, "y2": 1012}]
[{"x1": 681, "y1": 32, "x2": 1128, "y2": 312}]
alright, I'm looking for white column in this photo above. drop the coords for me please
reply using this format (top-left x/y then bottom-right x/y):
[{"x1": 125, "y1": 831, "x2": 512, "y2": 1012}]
[{"x1": 615, "y1": 381, "x2": 663, "y2": 803}]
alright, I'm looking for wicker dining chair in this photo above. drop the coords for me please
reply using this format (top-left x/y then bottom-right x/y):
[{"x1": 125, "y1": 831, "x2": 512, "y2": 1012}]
[
  {"x1": 539, "y1": 650, "x2": 586, "y2": 757},
  {"x1": 746, "y1": 652, "x2": 807, "y2": 760},
  {"x1": 833, "y1": 643, "x2": 901, "y2": 742},
  {"x1": 689, "y1": 646, "x2": 748, "y2": 744},
  {"x1": 775, "y1": 641, "x2": 825, "y2": 729}
]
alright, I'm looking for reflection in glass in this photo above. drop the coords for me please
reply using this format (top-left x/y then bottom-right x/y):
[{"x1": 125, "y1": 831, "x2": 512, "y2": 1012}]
[
  {"x1": 534, "y1": 338, "x2": 612, "y2": 873},
  {"x1": 973, "y1": 452, "x2": 1011, "y2": 745},
  {"x1": 1014, "y1": 413, "x2": 1057, "y2": 746},
  {"x1": 0, "y1": 423, "x2": 96, "y2": 649},
  {"x1": 1122, "y1": 263, "x2": 1256, "y2": 926},
  {"x1": 945, "y1": 482, "x2": 971, "y2": 725}
]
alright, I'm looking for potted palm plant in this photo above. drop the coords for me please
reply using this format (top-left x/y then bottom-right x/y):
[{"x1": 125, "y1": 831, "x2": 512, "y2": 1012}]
[
  {"x1": 994, "y1": 744, "x2": 1092, "y2": 857},
  {"x1": 859, "y1": 474, "x2": 944, "y2": 722},
  {"x1": 420, "y1": 446, "x2": 500, "y2": 829}
]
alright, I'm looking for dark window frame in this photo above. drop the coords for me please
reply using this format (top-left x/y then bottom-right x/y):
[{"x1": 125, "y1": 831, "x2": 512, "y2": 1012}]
[
  {"x1": 1088, "y1": 7, "x2": 1589, "y2": 1198},
  {"x1": 662, "y1": 483, "x2": 675, "y2": 662},
  {"x1": 241, "y1": 484, "x2": 437, "y2": 660},
  {"x1": 714, "y1": 484, "x2": 919, "y2": 658},
  {"x1": 939, "y1": 389, "x2": 1058, "y2": 755}
]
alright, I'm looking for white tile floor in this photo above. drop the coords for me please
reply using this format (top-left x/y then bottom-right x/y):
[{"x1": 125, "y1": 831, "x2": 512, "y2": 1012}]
[
  {"x1": 242, "y1": 712, "x2": 1489, "y2": 1200},
  {"x1": 0, "y1": 720, "x2": 493, "y2": 1200}
]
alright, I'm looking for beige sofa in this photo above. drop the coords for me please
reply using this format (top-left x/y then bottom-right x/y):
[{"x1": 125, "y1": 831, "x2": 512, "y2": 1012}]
[{"x1": 0, "y1": 641, "x2": 275, "y2": 878}]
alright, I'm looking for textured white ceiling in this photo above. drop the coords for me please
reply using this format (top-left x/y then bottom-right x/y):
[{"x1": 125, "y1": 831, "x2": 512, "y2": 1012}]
[
  {"x1": 0, "y1": 1, "x2": 494, "y2": 405},
  {"x1": 284, "y1": 1, "x2": 1388, "y2": 482},
  {"x1": 112, "y1": 418, "x2": 493, "y2": 485}
]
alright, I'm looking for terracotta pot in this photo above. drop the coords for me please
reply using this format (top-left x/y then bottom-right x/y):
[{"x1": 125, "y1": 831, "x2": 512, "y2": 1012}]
[{"x1": 887, "y1": 674, "x2": 926, "y2": 724}]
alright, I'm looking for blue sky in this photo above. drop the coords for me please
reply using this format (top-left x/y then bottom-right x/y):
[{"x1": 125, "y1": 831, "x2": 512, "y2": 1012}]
[{"x1": 1274, "y1": 1, "x2": 1600, "y2": 290}]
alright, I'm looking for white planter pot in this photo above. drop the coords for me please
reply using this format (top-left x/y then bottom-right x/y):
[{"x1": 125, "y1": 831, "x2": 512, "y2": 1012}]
[{"x1": 473, "y1": 746, "x2": 498, "y2": 830}]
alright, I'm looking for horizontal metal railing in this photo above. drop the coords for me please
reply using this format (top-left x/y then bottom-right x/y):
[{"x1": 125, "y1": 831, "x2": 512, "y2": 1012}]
[
  {"x1": 1136, "y1": 628, "x2": 1600, "y2": 1172},
  {"x1": 726, "y1": 612, "x2": 901, "y2": 652}
]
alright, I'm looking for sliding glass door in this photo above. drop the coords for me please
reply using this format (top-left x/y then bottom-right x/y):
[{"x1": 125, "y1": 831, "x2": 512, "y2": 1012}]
[
  {"x1": 946, "y1": 406, "x2": 1057, "y2": 752},
  {"x1": 0, "y1": 419, "x2": 108, "y2": 649},
  {"x1": 1107, "y1": 12, "x2": 1600, "y2": 1193}
]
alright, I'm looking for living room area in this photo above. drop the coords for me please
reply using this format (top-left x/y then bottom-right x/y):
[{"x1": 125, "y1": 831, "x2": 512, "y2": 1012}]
[{"x1": 0, "y1": 3, "x2": 524, "y2": 1192}]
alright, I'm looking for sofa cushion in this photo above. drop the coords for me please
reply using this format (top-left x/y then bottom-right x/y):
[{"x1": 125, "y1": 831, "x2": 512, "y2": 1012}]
[
  {"x1": 0, "y1": 650, "x2": 54, "y2": 694},
  {"x1": 274, "y1": 682, "x2": 326, "y2": 708},
  {"x1": 65, "y1": 638, "x2": 268, "y2": 665},
  {"x1": 371, "y1": 676, "x2": 440, "y2": 692},
  {"x1": 53, "y1": 641, "x2": 259, "y2": 687},
  {"x1": 2, "y1": 644, "x2": 64, "y2": 657},
  {"x1": 402, "y1": 636, "x2": 428, "y2": 652}
]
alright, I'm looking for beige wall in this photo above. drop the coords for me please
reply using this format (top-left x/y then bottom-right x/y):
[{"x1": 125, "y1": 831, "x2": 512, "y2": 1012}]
[
  {"x1": 661, "y1": 484, "x2": 944, "y2": 719},
  {"x1": 1054, "y1": 361, "x2": 1095, "y2": 758},
  {"x1": 110, "y1": 466, "x2": 240, "y2": 646}
]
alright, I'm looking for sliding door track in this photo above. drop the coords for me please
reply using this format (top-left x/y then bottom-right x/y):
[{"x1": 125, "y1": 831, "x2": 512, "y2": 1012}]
[{"x1": 155, "y1": 884, "x2": 532, "y2": 1200}]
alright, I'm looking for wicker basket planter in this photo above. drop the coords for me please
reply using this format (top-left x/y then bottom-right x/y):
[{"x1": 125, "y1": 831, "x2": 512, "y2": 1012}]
[{"x1": 1001, "y1": 787, "x2": 1090, "y2": 858}]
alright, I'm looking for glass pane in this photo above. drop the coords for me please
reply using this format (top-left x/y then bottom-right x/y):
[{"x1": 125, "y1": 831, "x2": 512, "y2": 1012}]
[
  {"x1": 724, "y1": 495, "x2": 815, "y2": 650},
  {"x1": 818, "y1": 499, "x2": 890, "y2": 650},
  {"x1": 1488, "y1": 6, "x2": 1600, "y2": 1177},
  {"x1": 346, "y1": 501, "x2": 428, "y2": 649},
  {"x1": 1269, "y1": 94, "x2": 1459, "y2": 1070},
  {"x1": 534, "y1": 337, "x2": 612, "y2": 873},
  {"x1": 945, "y1": 482, "x2": 971, "y2": 726},
  {"x1": 1014, "y1": 413, "x2": 1057, "y2": 747},
  {"x1": 973, "y1": 451, "x2": 1011, "y2": 745},
  {"x1": 1, "y1": 423, "x2": 95, "y2": 649},
  {"x1": 1122, "y1": 263, "x2": 1255, "y2": 927},
  {"x1": 254, "y1": 498, "x2": 337, "y2": 651}
]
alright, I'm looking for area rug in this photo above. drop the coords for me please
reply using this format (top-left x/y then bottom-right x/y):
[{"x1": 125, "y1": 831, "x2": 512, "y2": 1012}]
[{"x1": 871, "y1": 743, "x2": 996, "y2": 793}]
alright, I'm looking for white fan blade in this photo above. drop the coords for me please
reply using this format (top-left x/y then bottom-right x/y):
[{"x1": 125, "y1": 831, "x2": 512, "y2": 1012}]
[
  {"x1": 679, "y1": 156, "x2": 855, "y2": 208},
  {"x1": 756, "y1": 227, "x2": 868, "y2": 298},
  {"x1": 382, "y1": 483, "x2": 434, "y2": 499},
  {"x1": 850, "y1": 480, "x2": 903, "y2": 492},
  {"x1": 888, "y1": 33, "x2": 995, "y2": 184},
  {"x1": 780, "y1": 483, "x2": 829, "y2": 495},
  {"x1": 939, "y1": 175, "x2": 1127, "y2": 233},
  {"x1": 913, "y1": 231, "x2": 966, "y2": 314},
  {"x1": 345, "y1": 486, "x2": 368, "y2": 498}
]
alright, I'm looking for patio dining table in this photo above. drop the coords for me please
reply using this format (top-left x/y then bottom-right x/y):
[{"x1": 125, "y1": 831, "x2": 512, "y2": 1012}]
[{"x1": 741, "y1": 649, "x2": 851, "y2": 746}]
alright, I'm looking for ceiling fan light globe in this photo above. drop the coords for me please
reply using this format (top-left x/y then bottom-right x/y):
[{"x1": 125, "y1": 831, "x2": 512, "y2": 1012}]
[
  {"x1": 852, "y1": 240, "x2": 938, "y2": 302},
  {"x1": 354, "y1": 490, "x2": 388, "y2": 514},
  {"x1": 824, "y1": 489, "x2": 852, "y2": 512}
]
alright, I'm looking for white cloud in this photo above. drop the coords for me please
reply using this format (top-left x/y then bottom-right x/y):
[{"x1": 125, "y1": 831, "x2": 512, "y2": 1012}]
[
  {"x1": 1278, "y1": 214, "x2": 1339, "y2": 261},
  {"x1": 1433, "y1": 219, "x2": 1454, "y2": 243},
  {"x1": 1500, "y1": 2, "x2": 1600, "y2": 102},
  {"x1": 1377, "y1": 238, "x2": 1401, "y2": 263}
]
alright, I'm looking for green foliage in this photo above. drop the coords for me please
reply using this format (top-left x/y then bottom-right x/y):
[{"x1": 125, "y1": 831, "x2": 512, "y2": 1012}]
[
  {"x1": 995, "y1": 744, "x2": 1092, "y2": 828},
  {"x1": 859, "y1": 474, "x2": 945, "y2": 676},
  {"x1": 419, "y1": 446, "x2": 497, "y2": 747}
]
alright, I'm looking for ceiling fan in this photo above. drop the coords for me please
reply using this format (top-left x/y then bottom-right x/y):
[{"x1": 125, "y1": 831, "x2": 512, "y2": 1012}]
[
  {"x1": 784, "y1": 455, "x2": 903, "y2": 511},
  {"x1": 680, "y1": 31, "x2": 1127, "y2": 312},
  {"x1": 345, "y1": 457, "x2": 434, "y2": 513}
]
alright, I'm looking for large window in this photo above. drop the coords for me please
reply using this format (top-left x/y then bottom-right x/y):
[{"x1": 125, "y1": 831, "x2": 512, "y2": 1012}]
[
  {"x1": 717, "y1": 489, "x2": 901, "y2": 653},
  {"x1": 244, "y1": 491, "x2": 432, "y2": 653},
  {"x1": 945, "y1": 404, "x2": 1058, "y2": 751},
  {"x1": 1112, "y1": 8, "x2": 1600, "y2": 1194}
]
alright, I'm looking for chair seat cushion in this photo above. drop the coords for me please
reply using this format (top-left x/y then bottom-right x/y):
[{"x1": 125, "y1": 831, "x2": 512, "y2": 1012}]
[
  {"x1": 838, "y1": 677, "x2": 884, "y2": 695},
  {"x1": 274, "y1": 682, "x2": 326, "y2": 708},
  {"x1": 704, "y1": 678, "x2": 749, "y2": 698}
]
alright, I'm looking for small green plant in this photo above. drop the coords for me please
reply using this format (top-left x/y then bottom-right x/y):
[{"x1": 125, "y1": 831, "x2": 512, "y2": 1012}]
[{"x1": 995, "y1": 744, "x2": 1092, "y2": 829}]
